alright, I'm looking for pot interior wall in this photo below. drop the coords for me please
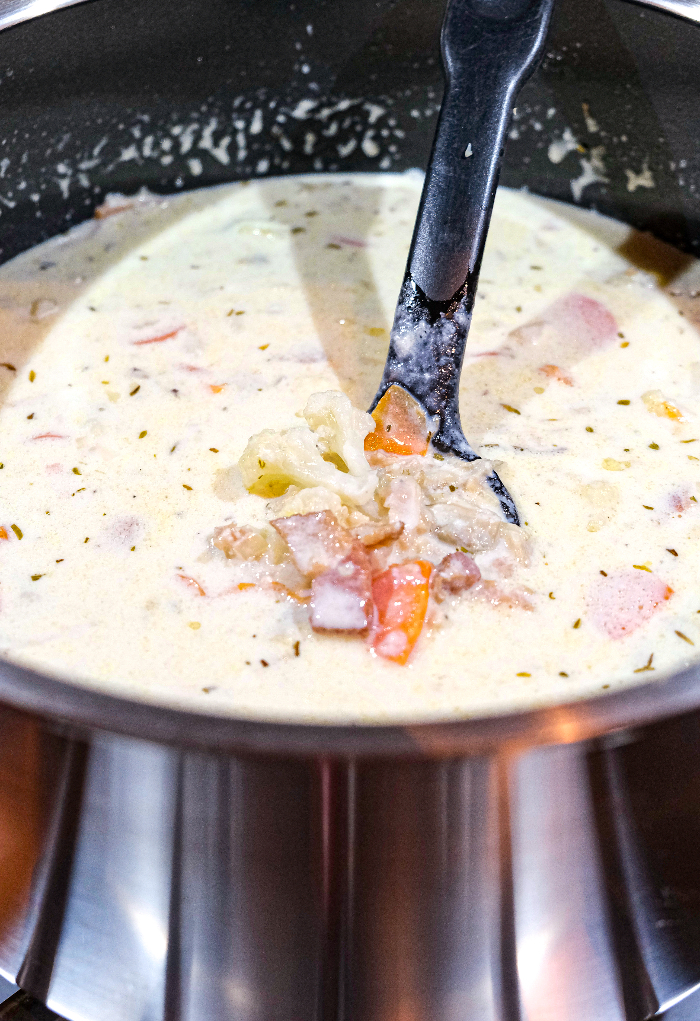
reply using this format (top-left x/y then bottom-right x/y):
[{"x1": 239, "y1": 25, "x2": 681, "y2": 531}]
[{"x1": 0, "y1": 0, "x2": 699, "y2": 266}]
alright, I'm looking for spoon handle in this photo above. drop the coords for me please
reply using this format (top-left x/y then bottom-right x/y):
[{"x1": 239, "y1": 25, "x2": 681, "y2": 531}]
[
  {"x1": 375, "y1": 0, "x2": 554, "y2": 441},
  {"x1": 410, "y1": 0, "x2": 555, "y2": 306}
]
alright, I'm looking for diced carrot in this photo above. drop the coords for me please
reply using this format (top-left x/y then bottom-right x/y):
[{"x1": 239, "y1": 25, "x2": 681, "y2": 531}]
[
  {"x1": 133, "y1": 328, "x2": 183, "y2": 346},
  {"x1": 0, "y1": 527, "x2": 8, "y2": 541},
  {"x1": 371, "y1": 560, "x2": 432, "y2": 664},
  {"x1": 177, "y1": 573, "x2": 206, "y2": 596},
  {"x1": 210, "y1": 384, "x2": 226, "y2": 394},
  {"x1": 539, "y1": 364, "x2": 574, "y2": 386},
  {"x1": 364, "y1": 385, "x2": 429, "y2": 456},
  {"x1": 237, "y1": 582, "x2": 255, "y2": 591}
]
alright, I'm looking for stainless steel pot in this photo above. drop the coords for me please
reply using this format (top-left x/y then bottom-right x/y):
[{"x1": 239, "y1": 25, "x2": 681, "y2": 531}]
[{"x1": 1, "y1": 2, "x2": 700, "y2": 1019}]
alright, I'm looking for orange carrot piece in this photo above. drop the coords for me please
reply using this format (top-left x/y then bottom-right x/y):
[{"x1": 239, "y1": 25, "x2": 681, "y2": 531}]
[
  {"x1": 371, "y1": 560, "x2": 432, "y2": 664},
  {"x1": 133, "y1": 328, "x2": 183, "y2": 346},
  {"x1": 364, "y1": 385, "x2": 429, "y2": 456},
  {"x1": 210, "y1": 384, "x2": 226, "y2": 394},
  {"x1": 539, "y1": 364, "x2": 574, "y2": 386},
  {"x1": 0, "y1": 527, "x2": 8, "y2": 541}
]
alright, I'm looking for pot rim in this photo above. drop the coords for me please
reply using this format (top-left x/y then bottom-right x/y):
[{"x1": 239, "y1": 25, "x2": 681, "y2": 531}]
[{"x1": 1, "y1": 653, "x2": 699, "y2": 758}]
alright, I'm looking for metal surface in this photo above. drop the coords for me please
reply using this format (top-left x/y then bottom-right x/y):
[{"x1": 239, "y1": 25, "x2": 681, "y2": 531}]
[
  {"x1": 1, "y1": 0, "x2": 699, "y2": 33},
  {"x1": 3, "y1": 713, "x2": 700, "y2": 1020}
]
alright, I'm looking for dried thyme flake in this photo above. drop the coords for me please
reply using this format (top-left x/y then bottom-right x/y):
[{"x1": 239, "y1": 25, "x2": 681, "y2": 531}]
[
  {"x1": 586, "y1": 426, "x2": 594, "y2": 433},
  {"x1": 633, "y1": 564, "x2": 651, "y2": 572},
  {"x1": 600, "y1": 570, "x2": 607, "y2": 576},
  {"x1": 28, "y1": 370, "x2": 35, "y2": 382},
  {"x1": 182, "y1": 484, "x2": 193, "y2": 491},
  {"x1": 573, "y1": 618, "x2": 581, "y2": 629},
  {"x1": 0, "y1": 363, "x2": 16, "y2": 372},
  {"x1": 209, "y1": 447, "x2": 219, "y2": 453},
  {"x1": 649, "y1": 442, "x2": 659, "y2": 450},
  {"x1": 643, "y1": 505, "x2": 654, "y2": 510},
  {"x1": 260, "y1": 659, "x2": 269, "y2": 667},
  {"x1": 11, "y1": 524, "x2": 22, "y2": 540},
  {"x1": 516, "y1": 671, "x2": 531, "y2": 677},
  {"x1": 72, "y1": 467, "x2": 81, "y2": 475},
  {"x1": 293, "y1": 641, "x2": 301, "y2": 657},
  {"x1": 617, "y1": 399, "x2": 631, "y2": 405},
  {"x1": 549, "y1": 592, "x2": 555, "y2": 599},
  {"x1": 139, "y1": 430, "x2": 147, "y2": 439},
  {"x1": 433, "y1": 453, "x2": 444, "y2": 461},
  {"x1": 681, "y1": 438, "x2": 698, "y2": 443},
  {"x1": 667, "y1": 548, "x2": 679, "y2": 556},
  {"x1": 30, "y1": 574, "x2": 44, "y2": 581},
  {"x1": 130, "y1": 385, "x2": 140, "y2": 396},
  {"x1": 26, "y1": 413, "x2": 34, "y2": 420},
  {"x1": 559, "y1": 671, "x2": 569, "y2": 677},
  {"x1": 675, "y1": 630, "x2": 695, "y2": 646},
  {"x1": 689, "y1": 455, "x2": 699, "y2": 461},
  {"x1": 84, "y1": 537, "x2": 89, "y2": 543},
  {"x1": 634, "y1": 654, "x2": 655, "y2": 673},
  {"x1": 501, "y1": 403, "x2": 521, "y2": 414}
]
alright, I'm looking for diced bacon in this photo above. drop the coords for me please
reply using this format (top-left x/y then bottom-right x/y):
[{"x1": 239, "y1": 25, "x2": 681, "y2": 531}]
[
  {"x1": 371, "y1": 560, "x2": 432, "y2": 664},
  {"x1": 177, "y1": 573, "x2": 206, "y2": 597},
  {"x1": 350, "y1": 519, "x2": 404, "y2": 547},
  {"x1": 588, "y1": 570, "x2": 673, "y2": 640},
  {"x1": 431, "y1": 552, "x2": 481, "y2": 602},
  {"x1": 271, "y1": 511, "x2": 355, "y2": 578},
  {"x1": 310, "y1": 550, "x2": 372, "y2": 631},
  {"x1": 539, "y1": 364, "x2": 574, "y2": 386},
  {"x1": 133, "y1": 328, "x2": 183, "y2": 346},
  {"x1": 214, "y1": 523, "x2": 268, "y2": 560},
  {"x1": 364, "y1": 385, "x2": 429, "y2": 456}
]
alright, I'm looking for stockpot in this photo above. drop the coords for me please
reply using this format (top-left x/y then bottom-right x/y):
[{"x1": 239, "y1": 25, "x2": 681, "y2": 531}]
[{"x1": 1, "y1": 1, "x2": 700, "y2": 1019}]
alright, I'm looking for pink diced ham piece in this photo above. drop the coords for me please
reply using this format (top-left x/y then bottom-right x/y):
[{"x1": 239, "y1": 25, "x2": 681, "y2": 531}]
[
  {"x1": 271, "y1": 511, "x2": 354, "y2": 578},
  {"x1": 588, "y1": 570, "x2": 673, "y2": 640},
  {"x1": 431, "y1": 552, "x2": 481, "y2": 602},
  {"x1": 545, "y1": 292, "x2": 618, "y2": 350},
  {"x1": 310, "y1": 551, "x2": 372, "y2": 632}
]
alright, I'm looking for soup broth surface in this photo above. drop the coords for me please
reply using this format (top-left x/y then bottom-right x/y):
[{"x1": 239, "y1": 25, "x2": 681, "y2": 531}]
[{"x1": 0, "y1": 173, "x2": 699, "y2": 722}]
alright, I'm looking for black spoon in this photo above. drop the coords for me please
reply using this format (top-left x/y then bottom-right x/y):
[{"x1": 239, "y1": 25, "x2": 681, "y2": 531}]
[{"x1": 370, "y1": 0, "x2": 554, "y2": 525}]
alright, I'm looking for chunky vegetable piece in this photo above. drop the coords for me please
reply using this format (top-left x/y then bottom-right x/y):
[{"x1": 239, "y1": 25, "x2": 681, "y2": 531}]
[
  {"x1": 364, "y1": 385, "x2": 429, "y2": 456},
  {"x1": 372, "y1": 560, "x2": 432, "y2": 664},
  {"x1": 588, "y1": 570, "x2": 673, "y2": 640}
]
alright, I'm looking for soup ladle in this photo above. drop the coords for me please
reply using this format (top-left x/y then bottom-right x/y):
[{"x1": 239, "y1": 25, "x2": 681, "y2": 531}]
[{"x1": 370, "y1": 0, "x2": 555, "y2": 525}]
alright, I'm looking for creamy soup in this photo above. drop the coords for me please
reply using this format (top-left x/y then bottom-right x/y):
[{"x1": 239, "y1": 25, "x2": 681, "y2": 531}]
[{"x1": 0, "y1": 173, "x2": 698, "y2": 722}]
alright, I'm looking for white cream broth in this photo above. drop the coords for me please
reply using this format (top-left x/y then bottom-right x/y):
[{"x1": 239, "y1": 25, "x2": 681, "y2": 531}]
[{"x1": 0, "y1": 173, "x2": 699, "y2": 722}]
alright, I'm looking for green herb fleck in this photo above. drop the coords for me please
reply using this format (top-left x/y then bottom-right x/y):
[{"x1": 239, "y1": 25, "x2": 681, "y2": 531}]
[
  {"x1": 130, "y1": 386, "x2": 140, "y2": 396},
  {"x1": 649, "y1": 442, "x2": 659, "y2": 450},
  {"x1": 617, "y1": 399, "x2": 631, "y2": 405},
  {"x1": 433, "y1": 453, "x2": 444, "y2": 461},
  {"x1": 84, "y1": 537, "x2": 89, "y2": 543},
  {"x1": 183, "y1": 484, "x2": 192, "y2": 490},
  {"x1": 28, "y1": 370, "x2": 35, "y2": 382},
  {"x1": 293, "y1": 641, "x2": 300, "y2": 657},
  {"x1": 11, "y1": 524, "x2": 22, "y2": 540},
  {"x1": 573, "y1": 618, "x2": 581, "y2": 629},
  {"x1": 72, "y1": 467, "x2": 81, "y2": 475},
  {"x1": 139, "y1": 430, "x2": 147, "y2": 438},
  {"x1": 634, "y1": 654, "x2": 655, "y2": 673},
  {"x1": 676, "y1": 630, "x2": 695, "y2": 645},
  {"x1": 559, "y1": 671, "x2": 568, "y2": 677},
  {"x1": 31, "y1": 574, "x2": 43, "y2": 581},
  {"x1": 633, "y1": 564, "x2": 651, "y2": 572},
  {"x1": 501, "y1": 404, "x2": 521, "y2": 414},
  {"x1": 516, "y1": 671, "x2": 531, "y2": 677},
  {"x1": 667, "y1": 548, "x2": 678, "y2": 556},
  {"x1": 586, "y1": 426, "x2": 594, "y2": 433}
]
